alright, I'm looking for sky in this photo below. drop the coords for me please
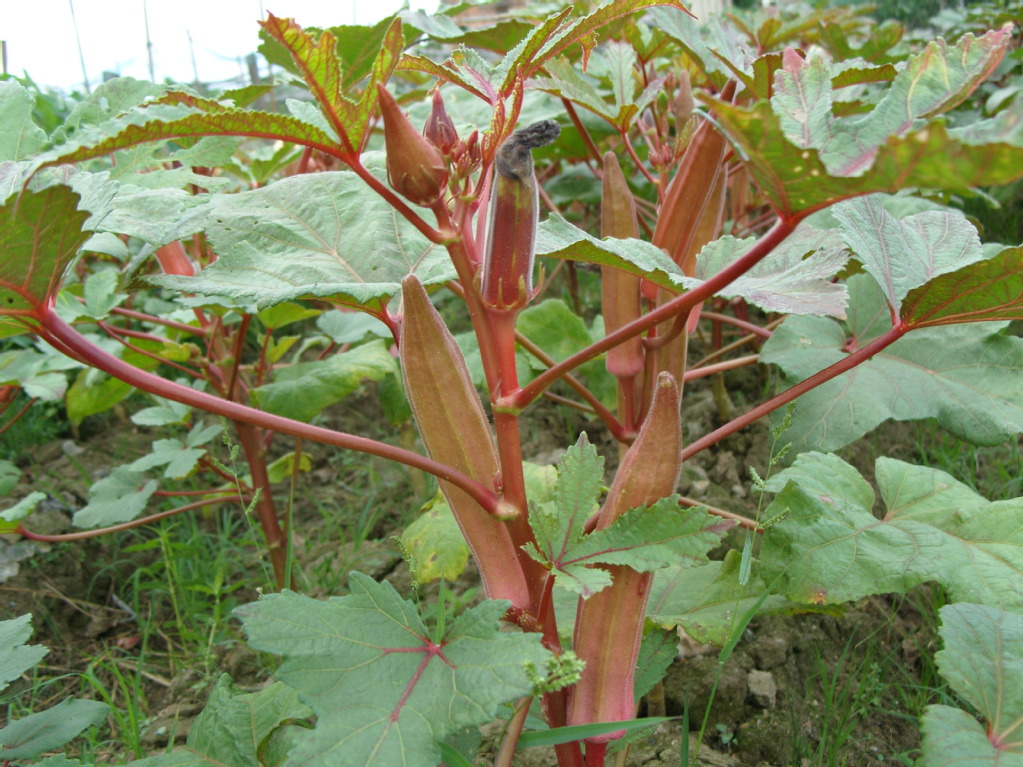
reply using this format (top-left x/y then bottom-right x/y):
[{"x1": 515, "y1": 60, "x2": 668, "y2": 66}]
[{"x1": 4, "y1": 0, "x2": 437, "y2": 93}]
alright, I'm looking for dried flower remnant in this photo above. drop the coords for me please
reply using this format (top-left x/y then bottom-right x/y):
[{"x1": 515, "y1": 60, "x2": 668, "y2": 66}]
[{"x1": 480, "y1": 120, "x2": 561, "y2": 311}]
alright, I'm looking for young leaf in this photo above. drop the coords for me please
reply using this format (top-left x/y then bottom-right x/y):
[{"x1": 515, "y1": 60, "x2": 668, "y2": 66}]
[
  {"x1": 0, "y1": 186, "x2": 91, "y2": 318},
  {"x1": 498, "y1": 0, "x2": 691, "y2": 94},
  {"x1": 762, "y1": 275, "x2": 1023, "y2": 451},
  {"x1": 542, "y1": 498, "x2": 729, "y2": 597},
  {"x1": 921, "y1": 603, "x2": 1023, "y2": 765},
  {"x1": 761, "y1": 453, "x2": 1023, "y2": 613},
  {"x1": 0, "y1": 698, "x2": 109, "y2": 761},
  {"x1": 646, "y1": 7, "x2": 751, "y2": 83},
  {"x1": 73, "y1": 467, "x2": 159, "y2": 528},
  {"x1": 771, "y1": 27, "x2": 1013, "y2": 177},
  {"x1": 151, "y1": 171, "x2": 451, "y2": 312},
  {"x1": 526, "y1": 435, "x2": 604, "y2": 568},
  {"x1": 235, "y1": 573, "x2": 551, "y2": 767},
  {"x1": 258, "y1": 14, "x2": 403, "y2": 154}
]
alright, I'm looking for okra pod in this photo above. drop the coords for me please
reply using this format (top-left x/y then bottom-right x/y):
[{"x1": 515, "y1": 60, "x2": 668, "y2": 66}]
[
  {"x1": 567, "y1": 373, "x2": 681, "y2": 741},
  {"x1": 399, "y1": 276, "x2": 530, "y2": 609},
  {"x1": 480, "y1": 121, "x2": 560, "y2": 312}
]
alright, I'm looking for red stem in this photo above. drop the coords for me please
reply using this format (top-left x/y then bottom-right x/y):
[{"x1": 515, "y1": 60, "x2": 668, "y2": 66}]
[
  {"x1": 681, "y1": 323, "x2": 909, "y2": 461},
  {"x1": 108, "y1": 306, "x2": 202, "y2": 336},
  {"x1": 684, "y1": 354, "x2": 758, "y2": 381},
  {"x1": 18, "y1": 495, "x2": 246, "y2": 541},
  {"x1": 348, "y1": 160, "x2": 447, "y2": 245},
  {"x1": 38, "y1": 310, "x2": 504, "y2": 515},
  {"x1": 0, "y1": 396, "x2": 38, "y2": 435},
  {"x1": 233, "y1": 419, "x2": 288, "y2": 588},
  {"x1": 622, "y1": 130, "x2": 657, "y2": 187},
  {"x1": 699, "y1": 310, "x2": 773, "y2": 338},
  {"x1": 513, "y1": 327, "x2": 626, "y2": 442},
  {"x1": 513, "y1": 218, "x2": 797, "y2": 409},
  {"x1": 98, "y1": 322, "x2": 204, "y2": 379}
]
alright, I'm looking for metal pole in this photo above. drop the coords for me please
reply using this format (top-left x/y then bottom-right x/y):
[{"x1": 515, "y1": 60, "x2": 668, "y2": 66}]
[{"x1": 68, "y1": 0, "x2": 91, "y2": 92}]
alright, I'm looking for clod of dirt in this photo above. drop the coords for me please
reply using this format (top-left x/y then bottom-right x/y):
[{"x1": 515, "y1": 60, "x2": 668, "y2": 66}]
[{"x1": 746, "y1": 670, "x2": 777, "y2": 709}]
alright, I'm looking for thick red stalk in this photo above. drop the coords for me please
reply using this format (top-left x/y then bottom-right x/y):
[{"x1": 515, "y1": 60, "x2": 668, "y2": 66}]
[
  {"x1": 512, "y1": 217, "x2": 797, "y2": 408},
  {"x1": 681, "y1": 323, "x2": 910, "y2": 461}
]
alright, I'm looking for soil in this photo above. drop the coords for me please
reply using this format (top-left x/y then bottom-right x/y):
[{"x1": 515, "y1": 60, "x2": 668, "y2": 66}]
[{"x1": 0, "y1": 374, "x2": 955, "y2": 766}]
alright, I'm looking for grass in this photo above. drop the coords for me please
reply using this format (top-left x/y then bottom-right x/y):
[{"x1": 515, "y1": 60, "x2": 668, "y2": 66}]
[{"x1": 910, "y1": 420, "x2": 1023, "y2": 501}]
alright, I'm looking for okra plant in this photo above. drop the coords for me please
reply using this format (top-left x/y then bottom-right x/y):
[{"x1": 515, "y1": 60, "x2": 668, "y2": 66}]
[{"x1": 2, "y1": 1, "x2": 1023, "y2": 765}]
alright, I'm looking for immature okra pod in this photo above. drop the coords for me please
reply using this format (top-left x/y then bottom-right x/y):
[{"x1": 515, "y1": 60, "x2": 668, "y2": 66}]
[
  {"x1": 480, "y1": 120, "x2": 560, "y2": 311},
  {"x1": 399, "y1": 276, "x2": 530, "y2": 609},
  {"x1": 567, "y1": 373, "x2": 682, "y2": 741},
  {"x1": 600, "y1": 151, "x2": 644, "y2": 381}
]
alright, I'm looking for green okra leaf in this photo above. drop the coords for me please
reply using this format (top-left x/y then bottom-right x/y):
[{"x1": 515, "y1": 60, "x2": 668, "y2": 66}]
[
  {"x1": 126, "y1": 675, "x2": 312, "y2": 767},
  {"x1": 152, "y1": 171, "x2": 450, "y2": 312},
  {"x1": 0, "y1": 614, "x2": 47, "y2": 693},
  {"x1": 760, "y1": 452, "x2": 1023, "y2": 613},
  {"x1": 920, "y1": 603, "x2": 1023, "y2": 766},
  {"x1": 0, "y1": 698, "x2": 109, "y2": 761},
  {"x1": 763, "y1": 275, "x2": 1023, "y2": 452},
  {"x1": 236, "y1": 574, "x2": 551, "y2": 767},
  {"x1": 528, "y1": 491, "x2": 730, "y2": 597}
]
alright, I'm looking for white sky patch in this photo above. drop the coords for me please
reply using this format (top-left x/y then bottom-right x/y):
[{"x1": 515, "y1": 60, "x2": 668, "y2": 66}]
[{"x1": 5, "y1": 0, "x2": 436, "y2": 92}]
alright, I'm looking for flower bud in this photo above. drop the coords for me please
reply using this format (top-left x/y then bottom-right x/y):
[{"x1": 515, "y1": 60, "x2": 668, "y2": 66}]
[
  {"x1": 424, "y1": 88, "x2": 458, "y2": 154},
  {"x1": 376, "y1": 84, "x2": 447, "y2": 206},
  {"x1": 480, "y1": 120, "x2": 560, "y2": 311}
]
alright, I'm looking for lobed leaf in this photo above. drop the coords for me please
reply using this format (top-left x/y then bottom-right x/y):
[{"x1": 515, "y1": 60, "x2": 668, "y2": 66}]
[
  {"x1": 833, "y1": 194, "x2": 984, "y2": 313},
  {"x1": 0, "y1": 615, "x2": 47, "y2": 693},
  {"x1": 921, "y1": 603, "x2": 1023, "y2": 765},
  {"x1": 901, "y1": 246, "x2": 1023, "y2": 327},
  {"x1": 236, "y1": 574, "x2": 551, "y2": 767},
  {"x1": 710, "y1": 97, "x2": 1023, "y2": 216},
  {"x1": 0, "y1": 186, "x2": 91, "y2": 318},
  {"x1": 760, "y1": 453, "x2": 1023, "y2": 612},
  {"x1": 0, "y1": 698, "x2": 109, "y2": 761},
  {"x1": 762, "y1": 275, "x2": 1023, "y2": 451},
  {"x1": 73, "y1": 467, "x2": 159, "y2": 528},
  {"x1": 688, "y1": 225, "x2": 849, "y2": 318},
  {"x1": 771, "y1": 26, "x2": 1013, "y2": 177}
]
